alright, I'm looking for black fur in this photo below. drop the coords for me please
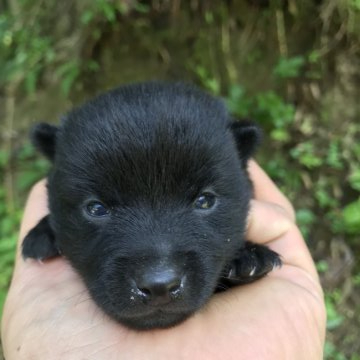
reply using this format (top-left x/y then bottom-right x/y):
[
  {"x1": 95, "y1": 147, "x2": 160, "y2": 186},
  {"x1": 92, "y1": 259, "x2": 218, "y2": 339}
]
[
  {"x1": 22, "y1": 82, "x2": 281, "y2": 330},
  {"x1": 30, "y1": 123, "x2": 58, "y2": 161},
  {"x1": 22, "y1": 215, "x2": 59, "y2": 260}
]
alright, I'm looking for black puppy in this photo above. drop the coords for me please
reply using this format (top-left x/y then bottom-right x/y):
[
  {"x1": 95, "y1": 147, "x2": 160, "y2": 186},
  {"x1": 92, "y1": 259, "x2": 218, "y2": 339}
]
[{"x1": 22, "y1": 82, "x2": 281, "y2": 330}]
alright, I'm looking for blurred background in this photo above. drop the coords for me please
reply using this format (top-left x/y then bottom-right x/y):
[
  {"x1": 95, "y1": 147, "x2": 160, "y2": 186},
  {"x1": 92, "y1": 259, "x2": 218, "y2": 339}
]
[{"x1": 0, "y1": 0, "x2": 359, "y2": 358}]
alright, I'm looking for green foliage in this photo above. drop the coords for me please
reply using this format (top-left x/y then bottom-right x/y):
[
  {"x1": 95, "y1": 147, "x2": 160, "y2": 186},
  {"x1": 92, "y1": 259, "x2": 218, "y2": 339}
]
[
  {"x1": 226, "y1": 85, "x2": 295, "y2": 143},
  {"x1": 81, "y1": 0, "x2": 118, "y2": 24},
  {"x1": 290, "y1": 142, "x2": 323, "y2": 168},
  {"x1": 350, "y1": 0, "x2": 360, "y2": 11},
  {"x1": 353, "y1": 272, "x2": 360, "y2": 286},
  {"x1": 55, "y1": 60, "x2": 81, "y2": 96},
  {"x1": 296, "y1": 208, "x2": 316, "y2": 238},
  {"x1": 194, "y1": 66, "x2": 220, "y2": 95},
  {"x1": 226, "y1": 85, "x2": 253, "y2": 118},
  {"x1": 325, "y1": 341, "x2": 347, "y2": 360},
  {"x1": 0, "y1": 0, "x2": 149, "y2": 95},
  {"x1": 326, "y1": 290, "x2": 345, "y2": 330},
  {"x1": 349, "y1": 169, "x2": 360, "y2": 191},
  {"x1": 0, "y1": 12, "x2": 55, "y2": 93},
  {"x1": 255, "y1": 91, "x2": 295, "y2": 138},
  {"x1": 316, "y1": 260, "x2": 329, "y2": 273},
  {"x1": 326, "y1": 141, "x2": 343, "y2": 170},
  {"x1": 273, "y1": 56, "x2": 305, "y2": 78},
  {"x1": 222, "y1": 67, "x2": 360, "y2": 244},
  {"x1": 342, "y1": 198, "x2": 360, "y2": 234},
  {"x1": 80, "y1": 0, "x2": 149, "y2": 24}
]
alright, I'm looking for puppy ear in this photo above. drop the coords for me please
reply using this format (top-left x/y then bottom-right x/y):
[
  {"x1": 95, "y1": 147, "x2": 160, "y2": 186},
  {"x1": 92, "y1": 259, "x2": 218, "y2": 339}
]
[
  {"x1": 31, "y1": 123, "x2": 58, "y2": 161},
  {"x1": 229, "y1": 121, "x2": 262, "y2": 165}
]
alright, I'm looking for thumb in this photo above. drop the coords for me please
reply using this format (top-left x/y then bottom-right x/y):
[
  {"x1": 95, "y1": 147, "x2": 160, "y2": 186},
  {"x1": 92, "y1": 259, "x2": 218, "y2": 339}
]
[{"x1": 246, "y1": 199, "x2": 318, "y2": 279}]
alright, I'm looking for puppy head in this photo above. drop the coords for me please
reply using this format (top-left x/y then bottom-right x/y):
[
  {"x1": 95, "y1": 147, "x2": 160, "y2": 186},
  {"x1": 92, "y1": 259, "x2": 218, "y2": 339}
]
[{"x1": 34, "y1": 82, "x2": 260, "y2": 329}]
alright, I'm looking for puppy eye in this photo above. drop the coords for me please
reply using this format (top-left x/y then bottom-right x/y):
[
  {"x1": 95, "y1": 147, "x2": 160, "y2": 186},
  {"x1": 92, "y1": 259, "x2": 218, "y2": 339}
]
[
  {"x1": 86, "y1": 201, "x2": 110, "y2": 217},
  {"x1": 193, "y1": 192, "x2": 216, "y2": 210}
]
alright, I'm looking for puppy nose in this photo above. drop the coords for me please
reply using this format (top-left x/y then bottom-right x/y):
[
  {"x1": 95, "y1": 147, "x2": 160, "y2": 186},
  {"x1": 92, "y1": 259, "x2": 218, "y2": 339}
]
[{"x1": 136, "y1": 269, "x2": 183, "y2": 305}]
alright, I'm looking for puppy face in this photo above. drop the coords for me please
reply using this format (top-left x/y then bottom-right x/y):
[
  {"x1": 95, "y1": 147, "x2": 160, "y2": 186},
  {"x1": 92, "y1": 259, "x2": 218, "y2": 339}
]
[{"x1": 32, "y1": 83, "x2": 259, "y2": 329}]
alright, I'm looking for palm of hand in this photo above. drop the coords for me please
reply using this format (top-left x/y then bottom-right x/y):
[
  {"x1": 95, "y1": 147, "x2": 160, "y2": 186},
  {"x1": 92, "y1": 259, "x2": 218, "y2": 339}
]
[{"x1": 1, "y1": 163, "x2": 326, "y2": 359}]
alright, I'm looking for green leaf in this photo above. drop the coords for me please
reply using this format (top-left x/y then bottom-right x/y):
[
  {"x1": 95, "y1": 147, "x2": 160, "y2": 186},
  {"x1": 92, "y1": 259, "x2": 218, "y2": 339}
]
[
  {"x1": 81, "y1": 10, "x2": 94, "y2": 25},
  {"x1": 56, "y1": 60, "x2": 80, "y2": 96},
  {"x1": 134, "y1": 3, "x2": 150, "y2": 14},
  {"x1": 17, "y1": 143, "x2": 36, "y2": 160},
  {"x1": 226, "y1": 85, "x2": 253, "y2": 118},
  {"x1": 0, "y1": 150, "x2": 9, "y2": 167},
  {"x1": 100, "y1": 2, "x2": 116, "y2": 23},
  {"x1": 290, "y1": 142, "x2": 323, "y2": 169},
  {"x1": 25, "y1": 70, "x2": 38, "y2": 94},
  {"x1": 255, "y1": 91, "x2": 295, "y2": 128},
  {"x1": 349, "y1": 169, "x2": 360, "y2": 191},
  {"x1": 342, "y1": 198, "x2": 360, "y2": 234},
  {"x1": 324, "y1": 341, "x2": 347, "y2": 360},
  {"x1": 273, "y1": 56, "x2": 305, "y2": 78},
  {"x1": 308, "y1": 50, "x2": 320, "y2": 64},
  {"x1": 297, "y1": 208, "x2": 316, "y2": 237},
  {"x1": 270, "y1": 128, "x2": 290, "y2": 142},
  {"x1": 0, "y1": 290, "x2": 8, "y2": 319},
  {"x1": 16, "y1": 170, "x2": 44, "y2": 191},
  {"x1": 326, "y1": 141, "x2": 343, "y2": 170},
  {"x1": 315, "y1": 188, "x2": 337, "y2": 208},
  {"x1": 316, "y1": 260, "x2": 329, "y2": 273},
  {"x1": 350, "y1": 0, "x2": 360, "y2": 11},
  {"x1": 0, "y1": 218, "x2": 16, "y2": 236},
  {"x1": 325, "y1": 294, "x2": 344, "y2": 330}
]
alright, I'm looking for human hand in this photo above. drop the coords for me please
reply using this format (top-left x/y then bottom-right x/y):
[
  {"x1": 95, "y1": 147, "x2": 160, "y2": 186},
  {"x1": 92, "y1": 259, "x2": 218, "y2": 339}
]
[{"x1": 1, "y1": 161, "x2": 326, "y2": 360}]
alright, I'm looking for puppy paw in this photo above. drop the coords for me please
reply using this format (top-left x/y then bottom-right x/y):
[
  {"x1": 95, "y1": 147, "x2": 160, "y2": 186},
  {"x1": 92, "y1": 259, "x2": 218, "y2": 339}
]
[
  {"x1": 22, "y1": 215, "x2": 60, "y2": 260},
  {"x1": 221, "y1": 242, "x2": 281, "y2": 286}
]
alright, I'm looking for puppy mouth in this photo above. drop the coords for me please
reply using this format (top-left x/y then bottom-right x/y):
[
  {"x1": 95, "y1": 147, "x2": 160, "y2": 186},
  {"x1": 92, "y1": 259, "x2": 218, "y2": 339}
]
[
  {"x1": 118, "y1": 309, "x2": 195, "y2": 330},
  {"x1": 102, "y1": 289, "x2": 203, "y2": 329},
  {"x1": 122, "y1": 307, "x2": 188, "y2": 318},
  {"x1": 107, "y1": 294, "x2": 196, "y2": 317},
  {"x1": 91, "y1": 262, "x2": 218, "y2": 328}
]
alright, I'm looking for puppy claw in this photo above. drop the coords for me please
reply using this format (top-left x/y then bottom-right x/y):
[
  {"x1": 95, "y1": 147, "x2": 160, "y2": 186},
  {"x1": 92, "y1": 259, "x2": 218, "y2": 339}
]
[
  {"x1": 249, "y1": 266, "x2": 256, "y2": 277},
  {"x1": 228, "y1": 267, "x2": 235, "y2": 278},
  {"x1": 219, "y1": 242, "x2": 282, "y2": 286}
]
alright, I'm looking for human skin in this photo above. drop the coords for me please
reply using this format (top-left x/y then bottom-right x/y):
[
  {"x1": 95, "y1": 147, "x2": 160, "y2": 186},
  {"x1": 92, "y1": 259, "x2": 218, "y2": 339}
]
[{"x1": 1, "y1": 161, "x2": 326, "y2": 359}]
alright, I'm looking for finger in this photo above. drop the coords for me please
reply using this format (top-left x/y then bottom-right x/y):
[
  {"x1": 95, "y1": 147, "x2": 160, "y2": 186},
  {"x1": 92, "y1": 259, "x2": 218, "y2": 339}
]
[
  {"x1": 18, "y1": 180, "x2": 49, "y2": 244},
  {"x1": 248, "y1": 160, "x2": 296, "y2": 221},
  {"x1": 246, "y1": 200, "x2": 294, "y2": 244},
  {"x1": 246, "y1": 199, "x2": 318, "y2": 278}
]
